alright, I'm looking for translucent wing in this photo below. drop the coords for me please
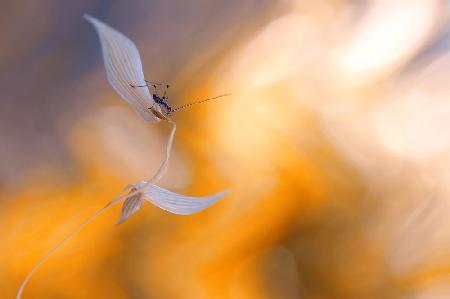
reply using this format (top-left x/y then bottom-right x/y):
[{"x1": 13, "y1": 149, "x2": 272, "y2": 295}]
[
  {"x1": 84, "y1": 14, "x2": 161, "y2": 123},
  {"x1": 143, "y1": 184, "x2": 227, "y2": 215}
]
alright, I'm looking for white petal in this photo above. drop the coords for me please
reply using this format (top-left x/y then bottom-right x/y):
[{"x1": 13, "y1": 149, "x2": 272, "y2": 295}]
[
  {"x1": 143, "y1": 184, "x2": 227, "y2": 215},
  {"x1": 84, "y1": 14, "x2": 161, "y2": 122},
  {"x1": 117, "y1": 193, "x2": 144, "y2": 224}
]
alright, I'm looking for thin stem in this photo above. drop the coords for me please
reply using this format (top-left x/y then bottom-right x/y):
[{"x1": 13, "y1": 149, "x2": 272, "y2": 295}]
[
  {"x1": 15, "y1": 186, "x2": 137, "y2": 299},
  {"x1": 16, "y1": 120, "x2": 177, "y2": 299},
  {"x1": 149, "y1": 120, "x2": 176, "y2": 184}
]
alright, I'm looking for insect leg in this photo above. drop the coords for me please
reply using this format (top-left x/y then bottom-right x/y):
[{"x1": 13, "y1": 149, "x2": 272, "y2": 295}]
[{"x1": 130, "y1": 83, "x2": 148, "y2": 88}]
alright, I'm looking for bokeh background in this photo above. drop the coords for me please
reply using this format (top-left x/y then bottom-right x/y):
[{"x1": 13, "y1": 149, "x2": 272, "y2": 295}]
[{"x1": 2, "y1": 0, "x2": 450, "y2": 298}]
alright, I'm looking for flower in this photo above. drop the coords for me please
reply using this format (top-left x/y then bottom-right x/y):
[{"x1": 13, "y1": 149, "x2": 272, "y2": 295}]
[
  {"x1": 115, "y1": 119, "x2": 227, "y2": 224},
  {"x1": 15, "y1": 15, "x2": 228, "y2": 299},
  {"x1": 84, "y1": 14, "x2": 227, "y2": 222}
]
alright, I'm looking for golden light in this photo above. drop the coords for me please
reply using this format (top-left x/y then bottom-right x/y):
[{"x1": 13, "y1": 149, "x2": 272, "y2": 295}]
[{"x1": 2, "y1": 1, "x2": 450, "y2": 299}]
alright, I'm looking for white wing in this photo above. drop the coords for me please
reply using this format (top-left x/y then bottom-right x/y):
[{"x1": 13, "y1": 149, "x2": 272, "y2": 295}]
[
  {"x1": 84, "y1": 14, "x2": 161, "y2": 123},
  {"x1": 143, "y1": 184, "x2": 227, "y2": 215}
]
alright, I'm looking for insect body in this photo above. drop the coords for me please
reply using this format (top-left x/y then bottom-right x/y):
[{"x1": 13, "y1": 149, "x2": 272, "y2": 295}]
[
  {"x1": 153, "y1": 95, "x2": 174, "y2": 114},
  {"x1": 150, "y1": 84, "x2": 174, "y2": 114},
  {"x1": 131, "y1": 81, "x2": 174, "y2": 114}
]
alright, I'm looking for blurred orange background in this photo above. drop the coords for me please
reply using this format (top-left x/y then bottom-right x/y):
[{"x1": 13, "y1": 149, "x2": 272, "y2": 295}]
[{"x1": 2, "y1": 1, "x2": 450, "y2": 298}]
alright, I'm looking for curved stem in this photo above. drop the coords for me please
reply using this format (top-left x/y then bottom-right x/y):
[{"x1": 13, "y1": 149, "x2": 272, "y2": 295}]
[
  {"x1": 15, "y1": 186, "x2": 136, "y2": 299},
  {"x1": 149, "y1": 120, "x2": 176, "y2": 184},
  {"x1": 16, "y1": 120, "x2": 177, "y2": 299}
]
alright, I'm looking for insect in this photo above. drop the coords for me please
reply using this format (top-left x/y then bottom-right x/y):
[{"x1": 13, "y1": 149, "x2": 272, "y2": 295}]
[{"x1": 131, "y1": 81, "x2": 230, "y2": 116}]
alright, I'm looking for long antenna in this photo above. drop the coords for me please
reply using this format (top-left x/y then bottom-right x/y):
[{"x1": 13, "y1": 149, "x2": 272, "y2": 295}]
[
  {"x1": 145, "y1": 80, "x2": 168, "y2": 86},
  {"x1": 170, "y1": 93, "x2": 231, "y2": 114}
]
